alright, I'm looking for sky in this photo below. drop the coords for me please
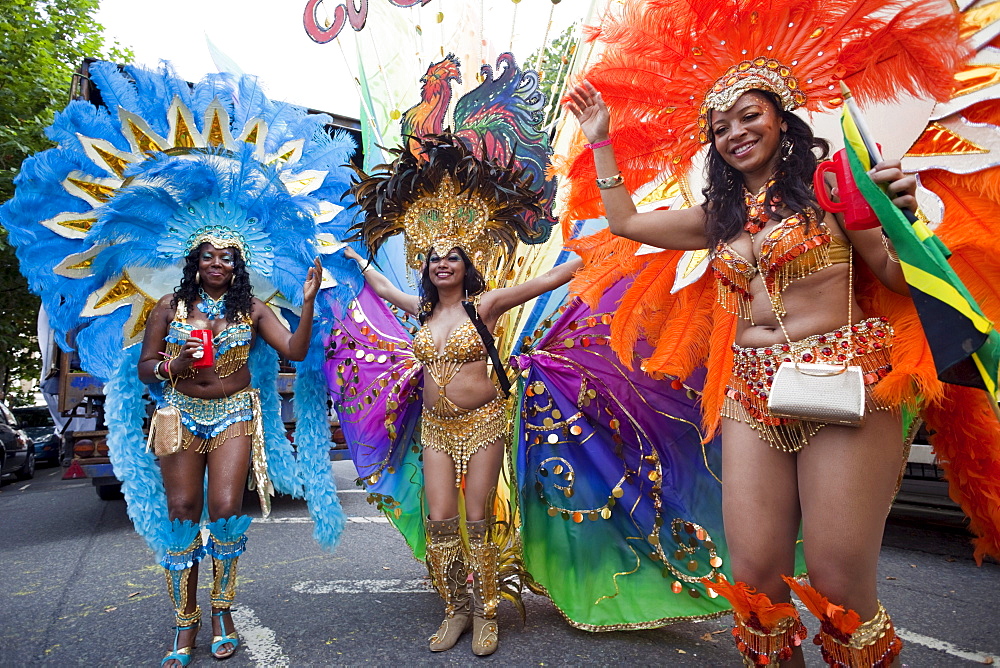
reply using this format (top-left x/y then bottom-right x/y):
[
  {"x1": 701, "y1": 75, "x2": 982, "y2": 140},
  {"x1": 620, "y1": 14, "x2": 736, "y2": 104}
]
[{"x1": 95, "y1": 0, "x2": 590, "y2": 120}]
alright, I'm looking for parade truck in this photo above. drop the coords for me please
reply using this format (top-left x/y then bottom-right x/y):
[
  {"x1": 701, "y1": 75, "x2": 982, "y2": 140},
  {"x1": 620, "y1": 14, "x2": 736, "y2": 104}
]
[{"x1": 43, "y1": 58, "x2": 359, "y2": 498}]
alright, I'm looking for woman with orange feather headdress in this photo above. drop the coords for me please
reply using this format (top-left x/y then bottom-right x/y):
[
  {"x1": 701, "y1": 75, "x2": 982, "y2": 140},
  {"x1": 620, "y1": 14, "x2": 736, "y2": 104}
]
[{"x1": 562, "y1": 0, "x2": 999, "y2": 665}]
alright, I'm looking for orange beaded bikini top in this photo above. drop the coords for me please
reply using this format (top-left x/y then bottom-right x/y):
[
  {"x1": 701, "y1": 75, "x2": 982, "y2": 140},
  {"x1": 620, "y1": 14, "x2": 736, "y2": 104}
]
[{"x1": 712, "y1": 182, "x2": 850, "y2": 321}]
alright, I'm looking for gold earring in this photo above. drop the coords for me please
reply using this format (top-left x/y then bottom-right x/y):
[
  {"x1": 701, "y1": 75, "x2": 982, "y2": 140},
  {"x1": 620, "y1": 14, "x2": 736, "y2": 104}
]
[{"x1": 195, "y1": 272, "x2": 201, "y2": 284}]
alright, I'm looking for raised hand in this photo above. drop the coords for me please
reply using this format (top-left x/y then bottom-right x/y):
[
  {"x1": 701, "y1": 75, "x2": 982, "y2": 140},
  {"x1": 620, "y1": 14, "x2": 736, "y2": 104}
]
[
  {"x1": 564, "y1": 80, "x2": 611, "y2": 145},
  {"x1": 303, "y1": 257, "x2": 323, "y2": 303}
]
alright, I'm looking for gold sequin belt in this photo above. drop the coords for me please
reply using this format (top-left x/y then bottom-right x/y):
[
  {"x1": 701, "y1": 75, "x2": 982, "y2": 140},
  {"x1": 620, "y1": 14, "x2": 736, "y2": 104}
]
[
  {"x1": 422, "y1": 394, "x2": 510, "y2": 486},
  {"x1": 722, "y1": 317, "x2": 894, "y2": 452}
]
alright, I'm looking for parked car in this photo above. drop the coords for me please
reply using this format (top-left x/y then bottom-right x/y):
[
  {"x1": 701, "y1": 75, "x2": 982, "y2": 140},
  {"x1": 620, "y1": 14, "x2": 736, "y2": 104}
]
[
  {"x1": 0, "y1": 400, "x2": 34, "y2": 480},
  {"x1": 12, "y1": 405, "x2": 63, "y2": 466}
]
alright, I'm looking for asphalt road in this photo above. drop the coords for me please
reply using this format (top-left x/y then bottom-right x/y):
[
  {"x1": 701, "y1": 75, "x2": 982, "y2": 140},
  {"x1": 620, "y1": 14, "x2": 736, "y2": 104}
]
[{"x1": 1, "y1": 462, "x2": 997, "y2": 667}]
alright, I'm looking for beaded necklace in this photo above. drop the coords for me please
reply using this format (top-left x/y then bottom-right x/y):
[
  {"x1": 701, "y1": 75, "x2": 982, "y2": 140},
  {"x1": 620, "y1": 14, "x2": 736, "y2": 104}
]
[
  {"x1": 743, "y1": 177, "x2": 778, "y2": 234},
  {"x1": 197, "y1": 288, "x2": 227, "y2": 320}
]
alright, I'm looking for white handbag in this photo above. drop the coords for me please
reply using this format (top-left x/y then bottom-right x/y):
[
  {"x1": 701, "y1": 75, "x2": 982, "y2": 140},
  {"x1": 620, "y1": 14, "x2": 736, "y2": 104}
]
[
  {"x1": 767, "y1": 361, "x2": 866, "y2": 425},
  {"x1": 763, "y1": 249, "x2": 866, "y2": 426}
]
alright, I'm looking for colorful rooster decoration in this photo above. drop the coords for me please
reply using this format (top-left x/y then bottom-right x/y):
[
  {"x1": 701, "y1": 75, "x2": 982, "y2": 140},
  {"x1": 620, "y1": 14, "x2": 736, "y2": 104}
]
[{"x1": 400, "y1": 52, "x2": 556, "y2": 239}]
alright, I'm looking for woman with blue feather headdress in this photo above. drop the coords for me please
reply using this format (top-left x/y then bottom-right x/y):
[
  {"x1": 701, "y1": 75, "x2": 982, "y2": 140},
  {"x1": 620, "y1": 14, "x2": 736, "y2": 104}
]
[{"x1": 0, "y1": 60, "x2": 361, "y2": 666}]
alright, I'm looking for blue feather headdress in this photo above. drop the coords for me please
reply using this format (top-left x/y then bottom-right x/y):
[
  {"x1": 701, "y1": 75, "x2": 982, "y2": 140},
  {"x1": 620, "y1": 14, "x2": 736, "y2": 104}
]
[
  {"x1": 2, "y1": 61, "x2": 359, "y2": 378},
  {"x1": 0, "y1": 61, "x2": 355, "y2": 553}
]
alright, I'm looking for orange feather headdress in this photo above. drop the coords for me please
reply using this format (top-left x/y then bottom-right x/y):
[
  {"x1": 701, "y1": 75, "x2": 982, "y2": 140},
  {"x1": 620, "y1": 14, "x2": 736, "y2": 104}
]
[{"x1": 566, "y1": 0, "x2": 965, "y2": 221}]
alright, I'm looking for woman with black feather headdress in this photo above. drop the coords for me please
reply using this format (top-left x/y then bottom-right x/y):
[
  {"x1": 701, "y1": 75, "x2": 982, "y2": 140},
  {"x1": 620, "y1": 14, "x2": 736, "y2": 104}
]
[{"x1": 343, "y1": 133, "x2": 580, "y2": 655}]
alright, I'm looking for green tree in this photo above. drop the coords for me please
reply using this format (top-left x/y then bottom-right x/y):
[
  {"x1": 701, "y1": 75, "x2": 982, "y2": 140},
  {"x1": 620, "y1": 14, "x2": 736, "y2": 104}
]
[
  {"x1": 0, "y1": 0, "x2": 131, "y2": 405},
  {"x1": 525, "y1": 24, "x2": 578, "y2": 132}
]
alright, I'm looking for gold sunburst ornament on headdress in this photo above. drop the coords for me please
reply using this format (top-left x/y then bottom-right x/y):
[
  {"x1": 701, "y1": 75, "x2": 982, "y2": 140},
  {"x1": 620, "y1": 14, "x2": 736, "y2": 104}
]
[{"x1": 350, "y1": 133, "x2": 545, "y2": 287}]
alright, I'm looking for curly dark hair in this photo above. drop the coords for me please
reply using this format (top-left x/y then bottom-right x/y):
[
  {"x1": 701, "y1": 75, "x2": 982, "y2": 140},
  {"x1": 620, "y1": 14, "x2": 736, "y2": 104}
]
[
  {"x1": 702, "y1": 90, "x2": 830, "y2": 250},
  {"x1": 417, "y1": 246, "x2": 487, "y2": 324},
  {"x1": 172, "y1": 245, "x2": 254, "y2": 322}
]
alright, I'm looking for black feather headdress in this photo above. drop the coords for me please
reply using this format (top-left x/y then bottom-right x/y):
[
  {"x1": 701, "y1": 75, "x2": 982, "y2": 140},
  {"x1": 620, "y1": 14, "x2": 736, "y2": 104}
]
[{"x1": 349, "y1": 132, "x2": 545, "y2": 284}]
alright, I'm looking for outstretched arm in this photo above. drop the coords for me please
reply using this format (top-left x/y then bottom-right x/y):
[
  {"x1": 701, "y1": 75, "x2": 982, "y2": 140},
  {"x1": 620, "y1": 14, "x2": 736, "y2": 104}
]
[
  {"x1": 255, "y1": 258, "x2": 321, "y2": 361},
  {"x1": 479, "y1": 255, "x2": 584, "y2": 324},
  {"x1": 343, "y1": 246, "x2": 421, "y2": 316},
  {"x1": 564, "y1": 81, "x2": 709, "y2": 250}
]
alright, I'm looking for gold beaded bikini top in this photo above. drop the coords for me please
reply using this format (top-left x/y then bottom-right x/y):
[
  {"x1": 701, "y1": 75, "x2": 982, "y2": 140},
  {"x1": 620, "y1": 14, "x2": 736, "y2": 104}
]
[
  {"x1": 712, "y1": 189, "x2": 851, "y2": 321},
  {"x1": 164, "y1": 300, "x2": 252, "y2": 379},
  {"x1": 412, "y1": 319, "x2": 488, "y2": 393}
]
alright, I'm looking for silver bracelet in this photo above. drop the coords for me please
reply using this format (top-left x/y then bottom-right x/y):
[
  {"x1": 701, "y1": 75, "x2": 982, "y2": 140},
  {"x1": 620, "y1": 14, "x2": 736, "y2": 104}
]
[
  {"x1": 153, "y1": 359, "x2": 169, "y2": 381},
  {"x1": 595, "y1": 173, "x2": 625, "y2": 190}
]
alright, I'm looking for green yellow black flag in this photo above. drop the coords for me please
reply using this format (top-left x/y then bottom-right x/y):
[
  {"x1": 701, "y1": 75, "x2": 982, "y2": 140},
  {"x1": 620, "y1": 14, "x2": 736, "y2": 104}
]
[{"x1": 839, "y1": 85, "x2": 1000, "y2": 399}]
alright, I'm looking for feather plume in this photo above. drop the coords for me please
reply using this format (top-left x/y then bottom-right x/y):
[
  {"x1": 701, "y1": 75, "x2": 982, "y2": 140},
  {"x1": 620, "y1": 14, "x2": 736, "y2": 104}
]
[
  {"x1": 701, "y1": 303, "x2": 737, "y2": 440},
  {"x1": 923, "y1": 385, "x2": 1000, "y2": 563},
  {"x1": 643, "y1": 273, "x2": 715, "y2": 380},
  {"x1": 104, "y1": 347, "x2": 170, "y2": 557},
  {"x1": 250, "y1": 341, "x2": 303, "y2": 497},
  {"x1": 565, "y1": 0, "x2": 967, "y2": 223},
  {"x1": 704, "y1": 577, "x2": 799, "y2": 630},
  {"x1": 609, "y1": 252, "x2": 681, "y2": 368},
  {"x1": 566, "y1": 229, "x2": 643, "y2": 307},
  {"x1": 292, "y1": 328, "x2": 346, "y2": 551},
  {"x1": 783, "y1": 576, "x2": 862, "y2": 636}
]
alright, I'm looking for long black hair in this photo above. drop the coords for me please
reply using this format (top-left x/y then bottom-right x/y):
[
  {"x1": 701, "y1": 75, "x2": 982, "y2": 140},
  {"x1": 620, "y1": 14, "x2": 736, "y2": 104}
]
[
  {"x1": 702, "y1": 90, "x2": 830, "y2": 250},
  {"x1": 418, "y1": 246, "x2": 487, "y2": 324},
  {"x1": 172, "y1": 245, "x2": 254, "y2": 322}
]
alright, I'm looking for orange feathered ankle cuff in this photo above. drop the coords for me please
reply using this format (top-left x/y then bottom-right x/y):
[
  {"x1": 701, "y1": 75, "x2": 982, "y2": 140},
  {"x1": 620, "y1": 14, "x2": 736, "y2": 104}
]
[
  {"x1": 783, "y1": 576, "x2": 903, "y2": 667},
  {"x1": 704, "y1": 577, "x2": 807, "y2": 665}
]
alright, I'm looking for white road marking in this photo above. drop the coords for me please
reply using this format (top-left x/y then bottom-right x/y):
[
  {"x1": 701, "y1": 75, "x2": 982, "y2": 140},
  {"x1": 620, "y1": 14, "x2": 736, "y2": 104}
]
[
  {"x1": 19, "y1": 484, "x2": 31, "y2": 491},
  {"x1": 896, "y1": 627, "x2": 999, "y2": 664},
  {"x1": 292, "y1": 579, "x2": 431, "y2": 595},
  {"x1": 253, "y1": 516, "x2": 389, "y2": 524},
  {"x1": 232, "y1": 605, "x2": 290, "y2": 667}
]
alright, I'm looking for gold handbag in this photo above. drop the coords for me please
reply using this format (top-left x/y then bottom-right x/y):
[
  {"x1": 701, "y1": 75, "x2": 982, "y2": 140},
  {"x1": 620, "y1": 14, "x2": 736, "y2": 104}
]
[
  {"x1": 762, "y1": 245, "x2": 866, "y2": 426},
  {"x1": 147, "y1": 405, "x2": 183, "y2": 456}
]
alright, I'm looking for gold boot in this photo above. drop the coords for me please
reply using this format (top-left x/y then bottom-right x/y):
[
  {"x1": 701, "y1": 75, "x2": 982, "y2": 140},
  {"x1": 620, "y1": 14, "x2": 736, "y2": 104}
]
[
  {"x1": 425, "y1": 516, "x2": 472, "y2": 651},
  {"x1": 466, "y1": 518, "x2": 500, "y2": 657}
]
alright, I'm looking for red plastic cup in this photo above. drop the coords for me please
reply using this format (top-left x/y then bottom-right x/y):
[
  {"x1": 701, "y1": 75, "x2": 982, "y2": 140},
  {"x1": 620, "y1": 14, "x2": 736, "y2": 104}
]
[
  {"x1": 190, "y1": 329, "x2": 215, "y2": 368},
  {"x1": 813, "y1": 146, "x2": 882, "y2": 230}
]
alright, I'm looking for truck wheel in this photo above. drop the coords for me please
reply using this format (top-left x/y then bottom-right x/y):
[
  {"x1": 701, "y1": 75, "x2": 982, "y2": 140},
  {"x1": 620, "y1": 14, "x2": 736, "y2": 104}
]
[
  {"x1": 97, "y1": 483, "x2": 124, "y2": 500},
  {"x1": 15, "y1": 450, "x2": 35, "y2": 481}
]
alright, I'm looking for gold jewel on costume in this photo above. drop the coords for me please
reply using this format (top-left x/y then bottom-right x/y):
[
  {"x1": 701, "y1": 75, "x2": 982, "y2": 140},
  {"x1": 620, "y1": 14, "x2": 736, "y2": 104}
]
[
  {"x1": 595, "y1": 173, "x2": 625, "y2": 190},
  {"x1": 163, "y1": 386, "x2": 257, "y2": 453},
  {"x1": 197, "y1": 288, "x2": 227, "y2": 320},
  {"x1": 703, "y1": 577, "x2": 807, "y2": 667},
  {"x1": 413, "y1": 317, "x2": 510, "y2": 485},
  {"x1": 422, "y1": 396, "x2": 510, "y2": 486},
  {"x1": 722, "y1": 317, "x2": 893, "y2": 452},
  {"x1": 349, "y1": 133, "x2": 545, "y2": 288},
  {"x1": 165, "y1": 301, "x2": 251, "y2": 379},
  {"x1": 466, "y1": 517, "x2": 501, "y2": 656},
  {"x1": 784, "y1": 577, "x2": 903, "y2": 668},
  {"x1": 425, "y1": 516, "x2": 472, "y2": 652},
  {"x1": 160, "y1": 518, "x2": 206, "y2": 666},
  {"x1": 712, "y1": 201, "x2": 836, "y2": 321},
  {"x1": 186, "y1": 226, "x2": 249, "y2": 261},
  {"x1": 881, "y1": 232, "x2": 900, "y2": 263}
]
